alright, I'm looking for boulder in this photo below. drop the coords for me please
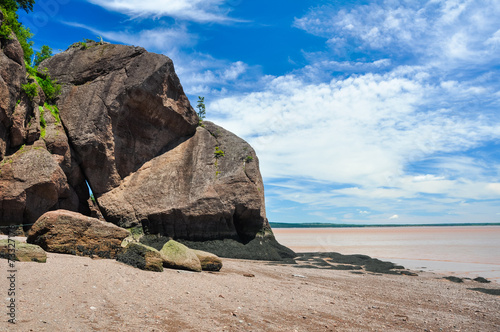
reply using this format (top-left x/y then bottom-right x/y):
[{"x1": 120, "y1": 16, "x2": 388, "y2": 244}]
[
  {"x1": 41, "y1": 42, "x2": 198, "y2": 195},
  {"x1": 0, "y1": 239, "x2": 47, "y2": 263},
  {"x1": 26, "y1": 210, "x2": 129, "y2": 258},
  {"x1": 116, "y1": 242, "x2": 164, "y2": 272},
  {"x1": 160, "y1": 240, "x2": 202, "y2": 272},
  {"x1": 193, "y1": 249, "x2": 222, "y2": 271},
  {"x1": 0, "y1": 146, "x2": 71, "y2": 229},
  {"x1": 99, "y1": 122, "x2": 270, "y2": 244}
]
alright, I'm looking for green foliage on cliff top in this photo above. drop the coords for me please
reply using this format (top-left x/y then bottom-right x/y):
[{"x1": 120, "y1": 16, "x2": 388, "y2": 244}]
[
  {"x1": 0, "y1": 0, "x2": 35, "y2": 13},
  {"x1": 0, "y1": 1, "x2": 35, "y2": 62}
]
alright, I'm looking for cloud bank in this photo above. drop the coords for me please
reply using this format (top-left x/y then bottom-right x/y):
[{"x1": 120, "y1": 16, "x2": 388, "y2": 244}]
[{"x1": 87, "y1": 0, "x2": 241, "y2": 23}]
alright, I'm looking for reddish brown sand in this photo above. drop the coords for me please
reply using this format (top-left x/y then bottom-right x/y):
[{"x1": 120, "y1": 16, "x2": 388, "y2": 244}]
[{"x1": 1, "y1": 249, "x2": 500, "y2": 331}]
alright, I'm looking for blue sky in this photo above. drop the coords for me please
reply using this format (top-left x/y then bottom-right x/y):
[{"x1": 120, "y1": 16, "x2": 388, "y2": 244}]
[{"x1": 19, "y1": 0, "x2": 500, "y2": 225}]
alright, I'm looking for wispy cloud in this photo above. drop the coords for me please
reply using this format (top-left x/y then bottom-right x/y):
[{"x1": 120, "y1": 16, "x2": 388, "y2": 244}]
[
  {"x1": 86, "y1": 0, "x2": 244, "y2": 23},
  {"x1": 211, "y1": 72, "x2": 500, "y2": 185},
  {"x1": 293, "y1": 0, "x2": 500, "y2": 68},
  {"x1": 175, "y1": 55, "x2": 256, "y2": 96},
  {"x1": 62, "y1": 21, "x2": 195, "y2": 53},
  {"x1": 209, "y1": 41, "x2": 500, "y2": 224}
]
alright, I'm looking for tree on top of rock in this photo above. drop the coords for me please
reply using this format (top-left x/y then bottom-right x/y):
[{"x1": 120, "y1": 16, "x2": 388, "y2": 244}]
[
  {"x1": 0, "y1": 0, "x2": 35, "y2": 13},
  {"x1": 0, "y1": 0, "x2": 35, "y2": 62}
]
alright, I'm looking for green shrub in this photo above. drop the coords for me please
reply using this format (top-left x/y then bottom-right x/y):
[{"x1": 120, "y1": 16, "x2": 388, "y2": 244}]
[
  {"x1": 35, "y1": 74, "x2": 60, "y2": 102},
  {"x1": 25, "y1": 62, "x2": 61, "y2": 103},
  {"x1": 38, "y1": 105, "x2": 46, "y2": 137},
  {"x1": 44, "y1": 103, "x2": 60, "y2": 124},
  {"x1": 214, "y1": 146, "x2": 225, "y2": 158},
  {"x1": 22, "y1": 82, "x2": 37, "y2": 100},
  {"x1": 70, "y1": 40, "x2": 91, "y2": 50}
]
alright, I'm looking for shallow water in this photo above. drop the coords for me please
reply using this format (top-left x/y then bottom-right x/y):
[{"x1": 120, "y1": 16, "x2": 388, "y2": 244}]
[{"x1": 273, "y1": 226, "x2": 500, "y2": 283}]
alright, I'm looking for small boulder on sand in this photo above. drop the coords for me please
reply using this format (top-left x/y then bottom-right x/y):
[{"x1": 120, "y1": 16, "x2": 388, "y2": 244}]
[
  {"x1": 116, "y1": 243, "x2": 164, "y2": 272},
  {"x1": 0, "y1": 239, "x2": 47, "y2": 263},
  {"x1": 160, "y1": 240, "x2": 202, "y2": 272},
  {"x1": 193, "y1": 249, "x2": 223, "y2": 271}
]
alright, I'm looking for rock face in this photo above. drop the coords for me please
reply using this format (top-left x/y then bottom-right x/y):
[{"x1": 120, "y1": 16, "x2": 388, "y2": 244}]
[
  {"x1": 0, "y1": 9, "x2": 25, "y2": 160},
  {"x1": 0, "y1": 146, "x2": 71, "y2": 227},
  {"x1": 0, "y1": 239, "x2": 47, "y2": 262},
  {"x1": 27, "y1": 210, "x2": 129, "y2": 258},
  {"x1": 99, "y1": 122, "x2": 269, "y2": 243},
  {"x1": 41, "y1": 42, "x2": 198, "y2": 195},
  {"x1": 0, "y1": 11, "x2": 90, "y2": 230}
]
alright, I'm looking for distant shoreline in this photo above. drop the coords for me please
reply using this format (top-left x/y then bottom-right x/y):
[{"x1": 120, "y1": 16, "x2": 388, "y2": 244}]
[{"x1": 270, "y1": 222, "x2": 500, "y2": 228}]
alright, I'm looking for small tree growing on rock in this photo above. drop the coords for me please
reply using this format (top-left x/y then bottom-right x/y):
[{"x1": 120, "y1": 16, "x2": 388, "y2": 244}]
[{"x1": 196, "y1": 96, "x2": 206, "y2": 126}]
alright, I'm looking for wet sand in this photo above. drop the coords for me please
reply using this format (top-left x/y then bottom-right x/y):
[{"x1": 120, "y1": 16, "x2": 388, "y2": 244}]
[
  {"x1": 273, "y1": 226, "x2": 500, "y2": 283},
  {"x1": 1, "y1": 252, "x2": 500, "y2": 331},
  {"x1": 1, "y1": 231, "x2": 500, "y2": 331}
]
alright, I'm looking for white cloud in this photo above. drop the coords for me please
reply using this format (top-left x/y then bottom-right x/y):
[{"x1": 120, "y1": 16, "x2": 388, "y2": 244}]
[
  {"x1": 389, "y1": 215, "x2": 399, "y2": 220},
  {"x1": 173, "y1": 54, "x2": 258, "y2": 96},
  {"x1": 209, "y1": 63, "x2": 500, "y2": 224},
  {"x1": 87, "y1": 0, "x2": 243, "y2": 23},
  {"x1": 211, "y1": 72, "x2": 500, "y2": 187},
  {"x1": 293, "y1": 0, "x2": 500, "y2": 66},
  {"x1": 63, "y1": 21, "x2": 195, "y2": 53},
  {"x1": 485, "y1": 29, "x2": 500, "y2": 46}
]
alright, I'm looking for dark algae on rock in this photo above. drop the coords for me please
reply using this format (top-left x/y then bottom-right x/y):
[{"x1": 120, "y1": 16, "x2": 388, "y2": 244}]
[{"x1": 282, "y1": 252, "x2": 408, "y2": 275}]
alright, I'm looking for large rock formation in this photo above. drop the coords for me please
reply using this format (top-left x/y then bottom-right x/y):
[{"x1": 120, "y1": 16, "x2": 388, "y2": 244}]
[
  {"x1": 0, "y1": 28, "x2": 293, "y2": 260},
  {"x1": 98, "y1": 121, "x2": 268, "y2": 243},
  {"x1": 40, "y1": 41, "x2": 198, "y2": 196},
  {"x1": 0, "y1": 9, "x2": 90, "y2": 231}
]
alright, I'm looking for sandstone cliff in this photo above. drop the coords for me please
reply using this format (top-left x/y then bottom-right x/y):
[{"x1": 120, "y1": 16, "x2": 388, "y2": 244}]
[
  {"x1": 0, "y1": 9, "x2": 87, "y2": 229},
  {"x1": 0, "y1": 24, "x2": 293, "y2": 259}
]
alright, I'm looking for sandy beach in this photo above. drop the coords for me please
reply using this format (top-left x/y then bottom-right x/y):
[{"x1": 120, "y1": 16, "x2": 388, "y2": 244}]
[{"x1": 1, "y1": 249, "x2": 499, "y2": 331}]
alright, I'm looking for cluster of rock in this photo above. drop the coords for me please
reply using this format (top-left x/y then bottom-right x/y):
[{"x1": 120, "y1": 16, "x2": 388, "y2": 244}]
[
  {"x1": 23, "y1": 210, "x2": 222, "y2": 272},
  {"x1": 0, "y1": 8, "x2": 294, "y2": 266}
]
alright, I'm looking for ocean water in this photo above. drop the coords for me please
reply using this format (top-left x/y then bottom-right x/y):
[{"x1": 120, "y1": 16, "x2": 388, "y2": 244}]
[{"x1": 273, "y1": 226, "x2": 500, "y2": 283}]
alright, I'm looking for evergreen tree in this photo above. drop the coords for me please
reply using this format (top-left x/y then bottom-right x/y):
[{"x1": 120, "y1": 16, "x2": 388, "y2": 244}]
[{"x1": 34, "y1": 45, "x2": 52, "y2": 67}]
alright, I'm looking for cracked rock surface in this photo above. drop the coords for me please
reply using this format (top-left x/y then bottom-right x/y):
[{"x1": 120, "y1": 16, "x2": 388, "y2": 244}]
[{"x1": 41, "y1": 42, "x2": 198, "y2": 196}]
